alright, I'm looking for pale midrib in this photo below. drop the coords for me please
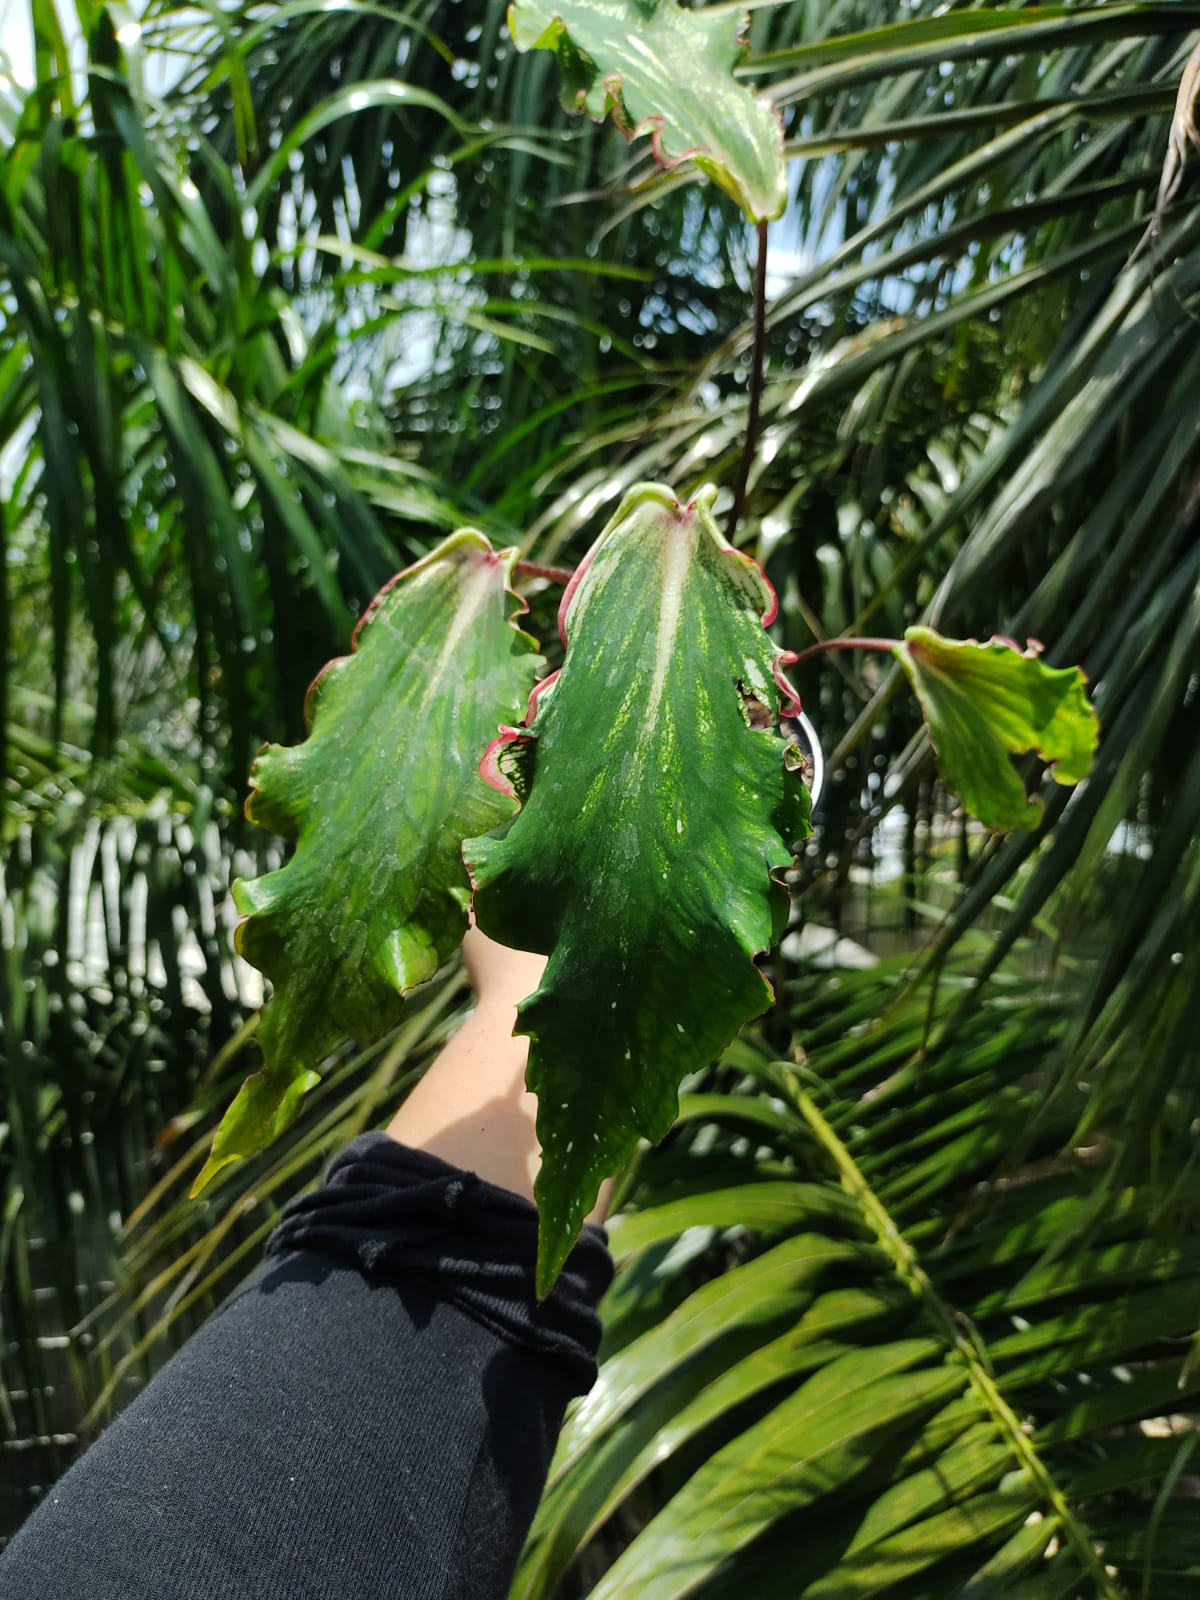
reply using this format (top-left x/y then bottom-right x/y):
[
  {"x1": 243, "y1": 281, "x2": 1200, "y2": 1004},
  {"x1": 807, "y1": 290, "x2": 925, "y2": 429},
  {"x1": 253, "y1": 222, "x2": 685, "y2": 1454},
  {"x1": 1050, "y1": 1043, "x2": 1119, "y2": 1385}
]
[
  {"x1": 645, "y1": 527, "x2": 692, "y2": 732},
  {"x1": 354, "y1": 557, "x2": 508, "y2": 901},
  {"x1": 416, "y1": 560, "x2": 498, "y2": 722}
]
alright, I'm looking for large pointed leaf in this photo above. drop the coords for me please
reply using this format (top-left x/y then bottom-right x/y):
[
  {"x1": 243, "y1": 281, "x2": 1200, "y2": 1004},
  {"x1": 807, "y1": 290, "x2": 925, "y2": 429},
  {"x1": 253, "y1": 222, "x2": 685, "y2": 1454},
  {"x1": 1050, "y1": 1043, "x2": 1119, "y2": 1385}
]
[
  {"x1": 508, "y1": 0, "x2": 788, "y2": 222},
  {"x1": 894, "y1": 627, "x2": 1099, "y2": 831},
  {"x1": 193, "y1": 531, "x2": 542, "y2": 1192},
  {"x1": 465, "y1": 483, "x2": 810, "y2": 1291}
]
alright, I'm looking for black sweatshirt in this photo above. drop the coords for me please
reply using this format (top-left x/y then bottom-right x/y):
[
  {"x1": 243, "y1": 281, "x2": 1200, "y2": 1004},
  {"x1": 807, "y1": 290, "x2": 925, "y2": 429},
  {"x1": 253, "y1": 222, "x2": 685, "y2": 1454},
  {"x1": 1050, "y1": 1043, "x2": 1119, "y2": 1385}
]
[{"x1": 0, "y1": 1133, "x2": 613, "y2": 1599}]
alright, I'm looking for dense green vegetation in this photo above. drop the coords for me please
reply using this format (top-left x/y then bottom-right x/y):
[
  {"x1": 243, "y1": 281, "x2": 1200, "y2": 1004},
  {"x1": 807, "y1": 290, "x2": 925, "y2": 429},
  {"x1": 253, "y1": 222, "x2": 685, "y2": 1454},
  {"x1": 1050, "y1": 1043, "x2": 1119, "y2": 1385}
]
[{"x1": 2, "y1": 0, "x2": 1198, "y2": 1590}]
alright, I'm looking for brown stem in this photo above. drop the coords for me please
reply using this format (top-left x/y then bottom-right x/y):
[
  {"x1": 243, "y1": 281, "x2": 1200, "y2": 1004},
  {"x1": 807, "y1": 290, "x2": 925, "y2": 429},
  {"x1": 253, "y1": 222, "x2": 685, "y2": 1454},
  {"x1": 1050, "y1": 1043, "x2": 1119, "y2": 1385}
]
[
  {"x1": 726, "y1": 219, "x2": 769, "y2": 543},
  {"x1": 789, "y1": 636, "x2": 901, "y2": 667},
  {"x1": 514, "y1": 559, "x2": 575, "y2": 586}
]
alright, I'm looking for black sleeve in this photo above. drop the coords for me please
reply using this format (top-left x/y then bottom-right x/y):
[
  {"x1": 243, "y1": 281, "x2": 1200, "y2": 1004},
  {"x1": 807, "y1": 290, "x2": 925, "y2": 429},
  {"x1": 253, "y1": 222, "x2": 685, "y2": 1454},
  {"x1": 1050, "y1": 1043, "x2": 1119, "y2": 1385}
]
[{"x1": 0, "y1": 1133, "x2": 612, "y2": 1600}]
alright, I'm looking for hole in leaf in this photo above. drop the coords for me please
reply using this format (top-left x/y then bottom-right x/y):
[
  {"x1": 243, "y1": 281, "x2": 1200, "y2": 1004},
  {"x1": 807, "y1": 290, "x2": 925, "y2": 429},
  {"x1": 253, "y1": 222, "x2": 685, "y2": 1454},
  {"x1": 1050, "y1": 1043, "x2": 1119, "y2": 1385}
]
[{"x1": 734, "y1": 677, "x2": 773, "y2": 729}]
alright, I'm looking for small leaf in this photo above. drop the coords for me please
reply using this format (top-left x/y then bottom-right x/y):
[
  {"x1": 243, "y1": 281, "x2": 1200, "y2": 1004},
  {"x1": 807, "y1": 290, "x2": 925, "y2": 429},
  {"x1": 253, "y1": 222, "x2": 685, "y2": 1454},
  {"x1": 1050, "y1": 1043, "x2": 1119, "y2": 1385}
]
[
  {"x1": 465, "y1": 483, "x2": 811, "y2": 1293},
  {"x1": 193, "y1": 531, "x2": 541, "y2": 1194},
  {"x1": 508, "y1": 0, "x2": 788, "y2": 222},
  {"x1": 893, "y1": 626, "x2": 1099, "y2": 832}
]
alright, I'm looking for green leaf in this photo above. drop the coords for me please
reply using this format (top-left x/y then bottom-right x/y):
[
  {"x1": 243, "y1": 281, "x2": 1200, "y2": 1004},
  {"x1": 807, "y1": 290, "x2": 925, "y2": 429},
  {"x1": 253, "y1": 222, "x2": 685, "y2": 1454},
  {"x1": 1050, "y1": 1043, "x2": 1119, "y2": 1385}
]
[
  {"x1": 588, "y1": 1347, "x2": 964, "y2": 1600},
  {"x1": 465, "y1": 483, "x2": 811, "y2": 1292},
  {"x1": 554, "y1": 1236, "x2": 870, "y2": 1484},
  {"x1": 802, "y1": 1488, "x2": 1038, "y2": 1599},
  {"x1": 193, "y1": 531, "x2": 541, "y2": 1194},
  {"x1": 507, "y1": 0, "x2": 787, "y2": 222},
  {"x1": 893, "y1": 626, "x2": 1099, "y2": 831},
  {"x1": 522, "y1": 1286, "x2": 906, "y2": 1597},
  {"x1": 605, "y1": 1178, "x2": 863, "y2": 1260}
]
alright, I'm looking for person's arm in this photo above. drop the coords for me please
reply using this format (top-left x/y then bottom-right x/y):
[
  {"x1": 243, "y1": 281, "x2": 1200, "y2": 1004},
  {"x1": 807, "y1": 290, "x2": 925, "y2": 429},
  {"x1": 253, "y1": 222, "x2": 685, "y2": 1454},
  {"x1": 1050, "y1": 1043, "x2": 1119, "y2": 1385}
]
[
  {"x1": 386, "y1": 930, "x2": 612, "y2": 1221},
  {"x1": 385, "y1": 930, "x2": 547, "y2": 1203},
  {"x1": 0, "y1": 932, "x2": 612, "y2": 1600}
]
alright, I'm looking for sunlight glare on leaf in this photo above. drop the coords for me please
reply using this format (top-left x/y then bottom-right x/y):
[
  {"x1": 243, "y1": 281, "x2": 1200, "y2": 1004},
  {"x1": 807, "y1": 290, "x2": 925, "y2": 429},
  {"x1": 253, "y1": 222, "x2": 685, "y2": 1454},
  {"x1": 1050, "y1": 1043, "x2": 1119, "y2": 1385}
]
[{"x1": 508, "y1": 0, "x2": 788, "y2": 221}]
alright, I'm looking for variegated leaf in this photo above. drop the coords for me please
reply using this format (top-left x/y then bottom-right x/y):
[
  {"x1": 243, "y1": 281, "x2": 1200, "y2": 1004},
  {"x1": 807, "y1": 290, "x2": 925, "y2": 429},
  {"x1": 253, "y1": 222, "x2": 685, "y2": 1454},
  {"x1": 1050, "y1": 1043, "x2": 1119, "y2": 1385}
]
[
  {"x1": 508, "y1": 0, "x2": 788, "y2": 222},
  {"x1": 194, "y1": 531, "x2": 542, "y2": 1192},
  {"x1": 465, "y1": 483, "x2": 811, "y2": 1291}
]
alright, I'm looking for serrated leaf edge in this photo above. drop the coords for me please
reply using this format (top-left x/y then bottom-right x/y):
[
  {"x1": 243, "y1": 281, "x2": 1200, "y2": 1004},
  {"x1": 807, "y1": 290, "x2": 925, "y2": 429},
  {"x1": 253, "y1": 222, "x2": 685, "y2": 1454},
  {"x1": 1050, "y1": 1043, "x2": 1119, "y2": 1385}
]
[{"x1": 196, "y1": 529, "x2": 535, "y2": 1197}]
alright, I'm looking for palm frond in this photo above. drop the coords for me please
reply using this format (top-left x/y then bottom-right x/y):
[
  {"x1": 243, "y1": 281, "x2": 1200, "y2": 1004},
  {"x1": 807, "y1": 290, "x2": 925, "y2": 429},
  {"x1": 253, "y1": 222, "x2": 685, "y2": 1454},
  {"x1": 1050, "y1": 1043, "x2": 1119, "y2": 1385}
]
[{"x1": 516, "y1": 959, "x2": 1200, "y2": 1599}]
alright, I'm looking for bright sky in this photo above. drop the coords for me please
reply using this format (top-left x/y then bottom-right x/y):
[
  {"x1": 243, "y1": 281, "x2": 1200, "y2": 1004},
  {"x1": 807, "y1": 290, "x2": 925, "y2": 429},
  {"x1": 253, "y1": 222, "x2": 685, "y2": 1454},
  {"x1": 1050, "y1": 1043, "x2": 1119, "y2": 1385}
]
[{"x1": 0, "y1": 0, "x2": 33, "y2": 85}]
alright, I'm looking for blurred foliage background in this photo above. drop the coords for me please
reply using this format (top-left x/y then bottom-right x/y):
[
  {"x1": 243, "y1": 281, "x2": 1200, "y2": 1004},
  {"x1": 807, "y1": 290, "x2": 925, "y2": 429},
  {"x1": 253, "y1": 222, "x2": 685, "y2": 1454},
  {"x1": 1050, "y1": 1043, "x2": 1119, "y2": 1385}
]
[{"x1": 2, "y1": 0, "x2": 1199, "y2": 1592}]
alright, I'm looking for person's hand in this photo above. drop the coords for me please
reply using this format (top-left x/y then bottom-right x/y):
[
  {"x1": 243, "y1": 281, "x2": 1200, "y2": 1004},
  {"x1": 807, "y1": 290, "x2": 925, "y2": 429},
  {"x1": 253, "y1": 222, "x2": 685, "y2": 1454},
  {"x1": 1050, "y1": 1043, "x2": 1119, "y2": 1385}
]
[{"x1": 461, "y1": 925, "x2": 546, "y2": 1015}]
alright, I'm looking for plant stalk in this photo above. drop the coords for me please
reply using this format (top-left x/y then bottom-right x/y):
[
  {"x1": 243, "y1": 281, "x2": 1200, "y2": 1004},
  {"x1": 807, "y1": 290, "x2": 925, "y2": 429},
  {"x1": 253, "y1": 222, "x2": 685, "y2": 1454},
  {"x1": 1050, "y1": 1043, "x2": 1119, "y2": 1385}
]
[
  {"x1": 514, "y1": 560, "x2": 575, "y2": 586},
  {"x1": 788, "y1": 636, "x2": 901, "y2": 666},
  {"x1": 726, "y1": 219, "x2": 770, "y2": 543}
]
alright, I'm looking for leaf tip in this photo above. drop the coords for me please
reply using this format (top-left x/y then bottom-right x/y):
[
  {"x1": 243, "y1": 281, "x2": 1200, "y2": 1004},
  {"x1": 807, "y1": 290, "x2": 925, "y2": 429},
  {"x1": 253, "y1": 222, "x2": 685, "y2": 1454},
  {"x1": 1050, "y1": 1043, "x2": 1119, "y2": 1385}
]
[
  {"x1": 533, "y1": 1188, "x2": 592, "y2": 1301},
  {"x1": 189, "y1": 1151, "x2": 230, "y2": 1199}
]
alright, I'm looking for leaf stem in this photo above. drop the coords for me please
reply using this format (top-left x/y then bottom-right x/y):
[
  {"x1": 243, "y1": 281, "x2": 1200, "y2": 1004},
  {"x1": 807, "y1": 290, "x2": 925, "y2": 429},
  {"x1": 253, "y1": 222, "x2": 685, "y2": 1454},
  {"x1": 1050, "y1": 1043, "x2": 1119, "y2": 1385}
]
[
  {"x1": 788, "y1": 1078, "x2": 1123, "y2": 1600},
  {"x1": 789, "y1": 636, "x2": 901, "y2": 666},
  {"x1": 514, "y1": 559, "x2": 575, "y2": 586},
  {"x1": 726, "y1": 219, "x2": 769, "y2": 543}
]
